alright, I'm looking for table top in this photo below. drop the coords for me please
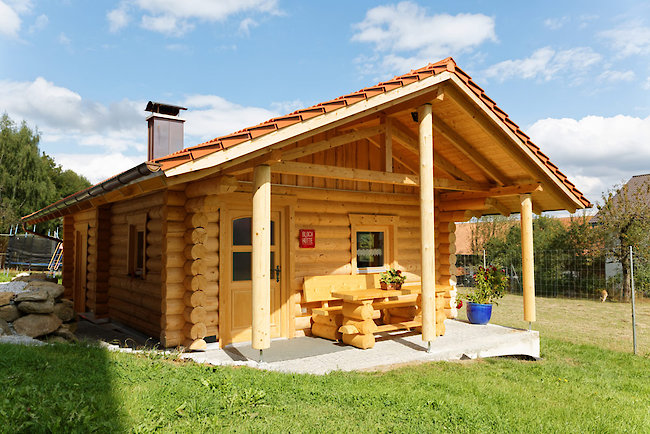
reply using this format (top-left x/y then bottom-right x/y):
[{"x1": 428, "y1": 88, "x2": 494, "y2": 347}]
[{"x1": 332, "y1": 287, "x2": 421, "y2": 301}]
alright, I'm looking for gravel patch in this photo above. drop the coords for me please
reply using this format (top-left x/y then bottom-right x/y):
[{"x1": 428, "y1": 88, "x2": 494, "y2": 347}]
[{"x1": 0, "y1": 281, "x2": 29, "y2": 293}]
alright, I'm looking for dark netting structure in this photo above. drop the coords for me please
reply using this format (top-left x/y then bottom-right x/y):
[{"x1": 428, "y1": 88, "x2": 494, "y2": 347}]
[{"x1": 5, "y1": 234, "x2": 58, "y2": 270}]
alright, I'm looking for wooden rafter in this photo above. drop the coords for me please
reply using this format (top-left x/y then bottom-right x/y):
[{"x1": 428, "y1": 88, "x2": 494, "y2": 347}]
[
  {"x1": 391, "y1": 118, "x2": 476, "y2": 183},
  {"x1": 281, "y1": 125, "x2": 385, "y2": 161},
  {"x1": 431, "y1": 114, "x2": 509, "y2": 186}
]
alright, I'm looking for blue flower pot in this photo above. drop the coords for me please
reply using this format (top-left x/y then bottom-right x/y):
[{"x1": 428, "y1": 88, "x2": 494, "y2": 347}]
[{"x1": 467, "y1": 302, "x2": 492, "y2": 325}]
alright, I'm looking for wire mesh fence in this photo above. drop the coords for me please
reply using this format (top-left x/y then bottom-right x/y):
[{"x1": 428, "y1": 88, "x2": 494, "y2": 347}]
[{"x1": 456, "y1": 248, "x2": 650, "y2": 302}]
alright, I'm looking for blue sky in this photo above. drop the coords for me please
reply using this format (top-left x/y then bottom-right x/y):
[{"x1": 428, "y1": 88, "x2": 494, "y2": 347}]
[{"x1": 1, "y1": 0, "x2": 649, "y2": 204}]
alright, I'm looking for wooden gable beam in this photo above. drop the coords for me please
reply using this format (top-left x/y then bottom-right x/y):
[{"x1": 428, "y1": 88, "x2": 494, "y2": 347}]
[
  {"x1": 281, "y1": 124, "x2": 385, "y2": 161},
  {"x1": 439, "y1": 183, "x2": 542, "y2": 201},
  {"x1": 271, "y1": 161, "x2": 491, "y2": 191},
  {"x1": 431, "y1": 114, "x2": 509, "y2": 186},
  {"x1": 444, "y1": 81, "x2": 580, "y2": 212},
  {"x1": 391, "y1": 118, "x2": 476, "y2": 183},
  {"x1": 271, "y1": 161, "x2": 418, "y2": 186}
]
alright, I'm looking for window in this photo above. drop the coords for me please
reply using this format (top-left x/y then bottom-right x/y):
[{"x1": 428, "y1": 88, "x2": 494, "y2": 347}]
[
  {"x1": 127, "y1": 213, "x2": 147, "y2": 278},
  {"x1": 356, "y1": 231, "x2": 385, "y2": 269},
  {"x1": 349, "y1": 214, "x2": 398, "y2": 274},
  {"x1": 231, "y1": 217, "x2": 275, "y2": 281}
]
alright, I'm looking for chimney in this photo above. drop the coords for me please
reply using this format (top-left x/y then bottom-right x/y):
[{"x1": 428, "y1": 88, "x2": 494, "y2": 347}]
[{"x1": 145, "y1": 101, "x2": 187, "y2": 161}]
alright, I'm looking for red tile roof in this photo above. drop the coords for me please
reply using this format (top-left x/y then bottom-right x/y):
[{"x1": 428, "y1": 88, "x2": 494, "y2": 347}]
[{"x1": 154, "y1": 57, "x2": 590, "y2": 208}]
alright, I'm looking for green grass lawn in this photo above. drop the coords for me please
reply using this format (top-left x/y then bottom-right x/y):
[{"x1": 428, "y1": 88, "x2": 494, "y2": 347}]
[
  {"x1": 458, "y1": 289, "x2": 650, "y2": 355},
  {"x1": 1, "y1": 338, "x2": 648, "y2": 432}
]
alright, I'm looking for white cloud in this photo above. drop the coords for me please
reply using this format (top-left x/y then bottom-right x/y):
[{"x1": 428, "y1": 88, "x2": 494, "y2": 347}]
[
  {"x1": 484, "y1": 46, "x2": 601, "y2": 83},
  {"x1": 352, "y1": 2, "x2": 496, "y2": 75},
  {"x1": 643, "y1": 77, "x2": 650, "y2": 90},
  {"x1": 108, "y1": 0, "x2": 279, "y2": 36},
  {"x1": 28, "y1": 13, "x2": 47, "y2": 33},
  {"x1": 597, "y1": 69, "x2": 635, "y2": 82},
  {"x1": 0, "y1": 76, "x2": 286, "y2": 182},
  {"x1": 58, "y1": 32, "x2": 71, "y2": 46},
  {"x1": 54, "y1": 153, "x2": 143, "y2": 184},
  {"x1": 182, "y1": 94, "x2": 278, "y2": 142},
  {"x1": 107, "y1": 4, "x2": 130, "y2": 32},
  {"x1": 528, "y1": 114, "x2": 650, "y2": 202},
  {"x1": 544, "y1": 16, "x2": 568, "y2": 30},
  {"x1": 600, "y1": 21, "x2": 650, "y2": 57},
  {"x1": 0, "y1": 1, "x2": 23, "y2": 37},
  {"x1": 239, "y1": 17, "x2": 258, "y2": 36}
]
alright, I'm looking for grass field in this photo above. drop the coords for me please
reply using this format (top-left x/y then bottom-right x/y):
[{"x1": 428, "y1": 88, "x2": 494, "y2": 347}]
[
  {"x1": 1, "y1": 338, "x2": 648, "y2": 433},
  {"x1": 458, "y1": 289, "x2": 650, "y2": 354},
  {"x1": 1, "y1": 293, "x2": 649, "y2": 432}
]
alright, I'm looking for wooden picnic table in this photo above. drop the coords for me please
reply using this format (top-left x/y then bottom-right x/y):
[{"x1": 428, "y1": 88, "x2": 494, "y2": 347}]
[{"x1": 331, "y1": 286, "x2": 423, "y2": 349}]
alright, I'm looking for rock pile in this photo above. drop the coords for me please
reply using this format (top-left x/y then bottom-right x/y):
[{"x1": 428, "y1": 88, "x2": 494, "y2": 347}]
[{"x1": 0, "y1": 278, "x2": 77, "y2": 343}]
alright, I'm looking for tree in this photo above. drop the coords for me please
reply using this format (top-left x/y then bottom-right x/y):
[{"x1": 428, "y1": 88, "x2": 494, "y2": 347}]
[
  {"x1": 594, "y1": 179, "x2": 650, "y2": 301},
  {"x1": 0, "y1": 113, "x2": 91, "y2": 238}
]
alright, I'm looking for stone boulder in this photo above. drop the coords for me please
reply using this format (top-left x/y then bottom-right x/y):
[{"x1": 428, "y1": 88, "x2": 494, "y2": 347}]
[
  {"x1": 17, "y1": 297, "x2": 55, "y2": 314},
  {"x1": 53, "y1": 302, "x2": 75, "y2": 322},
  {"x1": 0, "y1": 319, "x2": 11, "y2": 336},
  {"x1": 14, "y1": 289, "x2": 49, "y2": 303},
  {"x1": 0, "y1": 292, "x2": 15, "y2": 306},
  {"x1": 52, "y1": 325, "x2": 77, "y2": 342},
  {"x1": 13, "y1": 314, "x2": 62, "y2": 338},
  {"x1": 25, "y1": 282, "x2": 64, "y2": 300},
  {"x1": 0, "y1": 305, "x2": 19, "y2": 322}
]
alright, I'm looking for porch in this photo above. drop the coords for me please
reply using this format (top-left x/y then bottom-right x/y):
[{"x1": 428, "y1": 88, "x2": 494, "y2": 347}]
[{"x1": 181, "y1": 319, "x2": 540, "y2": 375}]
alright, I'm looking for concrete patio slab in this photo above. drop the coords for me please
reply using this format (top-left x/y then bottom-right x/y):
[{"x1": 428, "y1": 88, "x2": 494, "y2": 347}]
[{"x1": 182, "y1": 319, "x2": 540, "y2": 375}]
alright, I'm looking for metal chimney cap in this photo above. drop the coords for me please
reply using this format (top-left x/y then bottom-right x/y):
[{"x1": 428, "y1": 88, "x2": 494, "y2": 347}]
[{"x1": 145, "y1": 101, "x2": 187, "y2": 116}]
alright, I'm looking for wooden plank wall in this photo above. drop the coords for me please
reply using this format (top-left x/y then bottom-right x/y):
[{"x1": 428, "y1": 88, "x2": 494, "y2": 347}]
[
  {"x1": 62, "y1": 215, "x2": 74, "y2": 299},
  {"x1": 107, "y1": 192, "x2": 164, "y2": 337}
]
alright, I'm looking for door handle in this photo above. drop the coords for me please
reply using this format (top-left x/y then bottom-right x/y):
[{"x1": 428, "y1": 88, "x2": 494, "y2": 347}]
[{"x1": 273, "y1": 265, "x2": 281, "y2": 283}]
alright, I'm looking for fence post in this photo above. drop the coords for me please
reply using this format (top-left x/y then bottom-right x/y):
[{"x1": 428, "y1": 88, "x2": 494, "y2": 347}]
[{"x1": 629, "y1": 246, "x2": 637, "y2": 355}]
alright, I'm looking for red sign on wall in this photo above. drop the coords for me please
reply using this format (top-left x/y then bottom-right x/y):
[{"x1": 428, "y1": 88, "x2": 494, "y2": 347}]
[{"x1": 299, "y1": 229, "x2": 315, "y2": 248}]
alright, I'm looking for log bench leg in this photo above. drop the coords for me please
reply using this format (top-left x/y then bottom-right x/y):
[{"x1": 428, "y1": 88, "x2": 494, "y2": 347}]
[
  {"x1": 339, "y1": 300, "x2": 376, "y2": 349},
  {"x1": 311, "y1": 312, "x2": 343, "y2": 341}
]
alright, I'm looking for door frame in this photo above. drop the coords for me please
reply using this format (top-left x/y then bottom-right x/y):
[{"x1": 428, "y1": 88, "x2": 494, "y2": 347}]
[{"x1": 219, "y1": 204, "x2": 289, "y2": 347}]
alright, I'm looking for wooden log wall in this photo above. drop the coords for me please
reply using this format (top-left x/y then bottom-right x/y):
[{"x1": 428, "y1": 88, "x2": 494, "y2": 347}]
[
  {"x1": 108, "y1": 192, "x2": 164, "y2": 337},
  {"x1": 62, "y1": 215, "x2": 74, "y2": 299},
  {"x1": 88, "y1": 207, "x2": 110, "y2": 317},
  {"x1": 160, "y1": 180, "x2": 221, "y2": 350},
  {"x1": 160, "y1": 189, "x2": 187, "y2": 348},
  {"x1": 291, "y1": 189, "x2": 422, "y2": 335}
]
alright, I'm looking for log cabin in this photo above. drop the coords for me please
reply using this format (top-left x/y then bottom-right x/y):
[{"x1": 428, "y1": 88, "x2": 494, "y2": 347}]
[{"x1": 22, "y1": 58, "x2": 590, "y2": 352}]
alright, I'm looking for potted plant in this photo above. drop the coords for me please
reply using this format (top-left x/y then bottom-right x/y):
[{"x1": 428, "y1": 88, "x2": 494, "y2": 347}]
[
  {"x1": 379, "y1": 267, "x2": 406, "y2": 290},
  {"x1": 465, "y1": 265, "x2": 508, "y2": 324}
]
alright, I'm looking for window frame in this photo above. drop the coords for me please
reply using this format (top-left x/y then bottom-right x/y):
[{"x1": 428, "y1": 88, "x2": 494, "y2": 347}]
[
  {"x1": 126, "y1": 213, "x2": 147, "y2": 279},
  {"x1": 349, "y1": 214, "x2": 398, "y2": 275}
]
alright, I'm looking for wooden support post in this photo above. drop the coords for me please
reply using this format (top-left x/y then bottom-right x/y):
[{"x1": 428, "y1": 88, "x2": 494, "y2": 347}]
[
  {"x1": 418, "y1": 103, "x2": 436, "y2": 345},
  {"x1": 252, "y1": 165, "x2": 271, "y2": 350},
  {"x1": 520, "y1": 194, "x2": 536, "y2": 322},
  {"x1": 384, "y1": 117, "x2": 393, "y2": 172}
]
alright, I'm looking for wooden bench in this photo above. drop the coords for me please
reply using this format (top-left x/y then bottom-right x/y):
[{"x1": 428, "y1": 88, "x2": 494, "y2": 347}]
[{"x1": 303, "y1": 274, "x2": 382, "y2": 341}]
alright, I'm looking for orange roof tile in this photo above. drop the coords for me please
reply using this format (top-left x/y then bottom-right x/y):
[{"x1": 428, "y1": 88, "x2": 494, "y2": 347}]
[{"x1": 153, "y1": 57, "x2": 591, "y2": 208}]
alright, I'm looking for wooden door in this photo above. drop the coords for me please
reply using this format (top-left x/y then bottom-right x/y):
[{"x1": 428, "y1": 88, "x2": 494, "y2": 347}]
[
  {"x1": 73, "y1": 224, "x2": 88, "y2": 313},
  {"x1": 223, "y1": 210, "x2": 283, "y2": 344}
]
